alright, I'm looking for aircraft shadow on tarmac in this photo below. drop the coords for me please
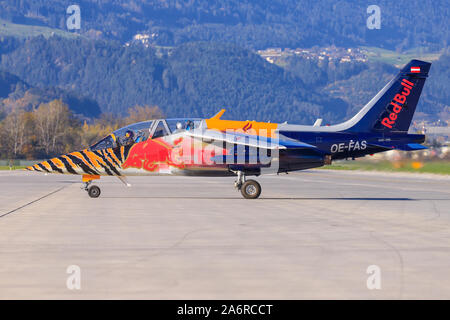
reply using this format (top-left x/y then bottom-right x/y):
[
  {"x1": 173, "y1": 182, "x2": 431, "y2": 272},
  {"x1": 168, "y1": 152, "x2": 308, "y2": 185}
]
[{"x1": 101, "y1": 196, "x2": 418, "y2": 201}]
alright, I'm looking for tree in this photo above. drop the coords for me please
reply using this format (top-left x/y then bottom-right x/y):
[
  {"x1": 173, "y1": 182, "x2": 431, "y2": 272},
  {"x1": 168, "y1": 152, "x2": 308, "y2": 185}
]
[
  {"x1": 0, "y1": 107, "x2": 27, "y2": 158},
  {"x1": 125, "y1": 105, "x2": 164, "y2": 124},
  {"x1": 33, "y1": 99, "x2": 73, "y2": 155}
]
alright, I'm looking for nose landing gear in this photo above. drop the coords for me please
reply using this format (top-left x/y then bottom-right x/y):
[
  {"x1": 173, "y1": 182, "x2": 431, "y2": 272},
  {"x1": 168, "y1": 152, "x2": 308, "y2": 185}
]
[
  {"x1": 87, "y1": 184, "x2": 101, "y2": 198},
  {"x1": 82, "y1": 175, "x2": 101, "y2": 198},
  {"x1": 234, "y1": 171, "x2": 262, "y2": 199}
]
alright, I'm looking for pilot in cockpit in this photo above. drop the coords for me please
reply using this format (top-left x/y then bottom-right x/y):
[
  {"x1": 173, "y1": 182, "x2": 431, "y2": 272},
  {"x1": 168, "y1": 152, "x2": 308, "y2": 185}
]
[
  {"x1": 174, "y1": 122, "x2": 184, "y2": 133},
  {"x1": 174, "y1": 120, "x2": 194, "y2": 133},
  {"x1": 185, "y1": 120, "x2": 194, "y2": 130},
  {"x1": 122, "y1": 130, "x2": 135, "y2": 146}
]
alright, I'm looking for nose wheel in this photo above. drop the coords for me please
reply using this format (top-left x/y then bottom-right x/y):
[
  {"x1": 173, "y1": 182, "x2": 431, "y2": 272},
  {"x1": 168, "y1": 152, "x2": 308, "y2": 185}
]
[
  {"x1": 82, "y1": 180, "x2": 101, "y2": 198},
  {"x1": 234, "y1": 171, "x2": 261, "y2": 199},
  {"x1": 87, "y1": 185, "x2": 101, "y2": 198},
  {"x1": 81, "y1": 175, "x2": 101, "y2": 198}
]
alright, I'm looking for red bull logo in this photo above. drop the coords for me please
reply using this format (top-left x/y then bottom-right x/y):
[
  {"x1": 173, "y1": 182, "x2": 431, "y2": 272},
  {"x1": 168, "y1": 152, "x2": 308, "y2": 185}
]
[
  {"x1": 122, "y1": 138, "x2": 184, "y2": 172},
  {"x1": 381, "y1": 79, "x2": 414, "y2": 129},
  {"x1": 122, "y1": 136, "x2": 229, "y2": 172},
  {"x1": 242, "y1": 122, "x2": 253, "y2": 132}
]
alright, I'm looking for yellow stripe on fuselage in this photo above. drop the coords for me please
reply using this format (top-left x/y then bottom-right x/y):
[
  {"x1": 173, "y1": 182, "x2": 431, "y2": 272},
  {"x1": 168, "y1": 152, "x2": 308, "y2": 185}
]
[
  {"x1": 62, "y1": 155, "x2": 78, "y2": 171},
  {"x1": 71, "y1": 151, "x2": 97, "y2": 171},
  {"x1": 51, "y1": 157, "x2": 66, "y2": 170},
  {"x1": 41, "y1": 161, "x2": 53, "y2": 171}
]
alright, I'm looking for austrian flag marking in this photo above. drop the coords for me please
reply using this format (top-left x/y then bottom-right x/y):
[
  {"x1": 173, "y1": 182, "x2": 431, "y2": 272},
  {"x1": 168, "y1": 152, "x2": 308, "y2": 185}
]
[{"x1": 410, "y1": 66, "x2": 421, "y2": 73}]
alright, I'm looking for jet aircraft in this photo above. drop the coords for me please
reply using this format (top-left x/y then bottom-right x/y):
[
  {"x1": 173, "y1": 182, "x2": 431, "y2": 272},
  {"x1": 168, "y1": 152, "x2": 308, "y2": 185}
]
[{"x1": 27, "y1": 60, "x2": 431, "y2": 199}]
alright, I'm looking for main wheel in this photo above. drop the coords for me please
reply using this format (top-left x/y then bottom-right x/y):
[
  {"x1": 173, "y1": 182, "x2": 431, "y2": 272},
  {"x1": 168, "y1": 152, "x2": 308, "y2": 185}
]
[
  {"x1": 88, "y1": 185, "x2": 101, "y2": 198},
  {"x1": 240, "y1": 180, "x2": 261, "y2": 199}
]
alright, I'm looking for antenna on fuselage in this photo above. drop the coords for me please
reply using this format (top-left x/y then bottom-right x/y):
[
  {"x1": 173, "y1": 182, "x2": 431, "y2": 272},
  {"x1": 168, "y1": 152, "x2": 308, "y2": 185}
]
[{"x1": 313, "y1": 118, "x2": 323, "y2": 127}]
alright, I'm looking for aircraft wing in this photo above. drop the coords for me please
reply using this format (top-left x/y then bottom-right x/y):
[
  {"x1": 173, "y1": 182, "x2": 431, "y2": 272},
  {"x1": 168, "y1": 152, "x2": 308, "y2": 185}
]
[{"x1": 185, "y1": 129, "x2": 319, "y2": 150}]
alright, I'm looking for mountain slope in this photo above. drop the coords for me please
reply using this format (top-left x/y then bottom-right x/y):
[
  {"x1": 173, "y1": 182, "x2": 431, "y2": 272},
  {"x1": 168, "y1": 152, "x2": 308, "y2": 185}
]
[
  {"x1": 0, "y1": 0, "x2": 448, "y2": 50},
  {"x1": 0, "y1": 69, "x2": 101, "y2": 118},
  {"x1": 0, "y1": 37, "x2": 348, "y2": 124}
]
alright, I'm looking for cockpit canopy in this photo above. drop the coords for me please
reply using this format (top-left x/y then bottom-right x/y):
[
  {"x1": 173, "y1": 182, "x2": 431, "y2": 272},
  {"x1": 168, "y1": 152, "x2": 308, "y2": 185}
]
[{"x1": 89, "y1": 118, "x2": 201, "y2": 151}]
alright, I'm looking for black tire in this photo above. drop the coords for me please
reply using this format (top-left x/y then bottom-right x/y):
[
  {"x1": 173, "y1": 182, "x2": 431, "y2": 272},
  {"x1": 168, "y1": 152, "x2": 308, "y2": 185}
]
[
  {"x1": 88, "y1": 185, "x2": 101, "y2": 198},
  {"x1": 240, "y1": 180, "x2": 261, "y2": 199}
]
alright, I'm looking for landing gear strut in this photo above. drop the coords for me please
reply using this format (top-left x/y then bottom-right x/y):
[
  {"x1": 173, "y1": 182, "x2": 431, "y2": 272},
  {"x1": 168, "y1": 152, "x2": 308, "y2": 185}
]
[
  {"x1": 82, "y1": 175, "x2": 101, "y2": 198},
  {"x1": 234, "y1": 171, "x2": 262, "y2": 199},
  {"x1": 82, "y1": 180, "x2": 101, "y2": 198}
]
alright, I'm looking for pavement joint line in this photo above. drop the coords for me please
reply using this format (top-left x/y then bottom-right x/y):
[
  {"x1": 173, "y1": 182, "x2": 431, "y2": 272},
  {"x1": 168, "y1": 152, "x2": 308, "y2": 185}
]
[{"x1": 0, "y1": 184, "x2": 72, "y2": 219}]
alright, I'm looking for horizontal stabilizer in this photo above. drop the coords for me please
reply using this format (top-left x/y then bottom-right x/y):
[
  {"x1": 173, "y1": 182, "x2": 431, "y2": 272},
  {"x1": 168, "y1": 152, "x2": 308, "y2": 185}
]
[
  {"x1": 396, "y1": 143, "x2": 428, "y2": 151},
  {"x1": 368, "y1": 142, "x2": 428, "y2": 151}
]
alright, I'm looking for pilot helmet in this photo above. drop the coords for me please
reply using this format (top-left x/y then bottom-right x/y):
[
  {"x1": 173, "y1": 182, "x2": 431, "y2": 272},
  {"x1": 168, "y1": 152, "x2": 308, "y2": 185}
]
[{"x1": 125, "y1": 130, "x2": 134, "y2": 138}]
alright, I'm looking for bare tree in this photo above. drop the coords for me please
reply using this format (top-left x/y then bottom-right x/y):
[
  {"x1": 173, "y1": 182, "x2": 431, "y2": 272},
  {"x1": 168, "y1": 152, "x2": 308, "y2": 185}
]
[
  {"x1": 126, "y1": 105, "x2": 163, "y2": 124},
  {"x1": 1, "y1": 107, "x2": 26, "y2": 159},
  {"x1": 34, "y1": 100, "x2": 72, "y2": 155}
]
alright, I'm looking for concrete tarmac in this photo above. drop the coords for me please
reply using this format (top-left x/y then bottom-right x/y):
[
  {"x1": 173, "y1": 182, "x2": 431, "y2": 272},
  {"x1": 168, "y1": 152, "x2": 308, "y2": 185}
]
[{"x1": 0, "y1": 169, "x2": 449, "y2": 299}]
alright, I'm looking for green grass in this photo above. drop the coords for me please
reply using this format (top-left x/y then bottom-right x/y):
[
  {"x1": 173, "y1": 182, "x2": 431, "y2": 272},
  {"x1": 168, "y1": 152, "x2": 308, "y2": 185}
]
[
  {"x1": 320, "y1": 160, "x2": 450, "y2": 175},
  {"x1": 360, "y1": 46, "x2": 442, "y2": 66},
  {"x1": 0, "y1": 19, "x2": 82, "y2": 39},
  {"x1": 0, "y1": 166, "x2": 27, "y2": 170}
]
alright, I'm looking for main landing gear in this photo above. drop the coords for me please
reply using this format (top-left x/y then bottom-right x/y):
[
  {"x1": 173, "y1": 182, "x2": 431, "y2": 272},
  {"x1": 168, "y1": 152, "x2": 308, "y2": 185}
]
[
  {"x1": 82, "y1": 175, "x2": 101, "y2": 198},
  {"x1": 234, "y1": 171, "x2": 261, "y2": 199}
]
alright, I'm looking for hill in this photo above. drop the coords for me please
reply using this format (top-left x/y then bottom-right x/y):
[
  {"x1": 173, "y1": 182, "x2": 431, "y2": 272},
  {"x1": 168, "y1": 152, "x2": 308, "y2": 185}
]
[
  {"x1": 0, "y1": 18, "x2": 81, "y2": 39},
  {"x1": 1, "y1": 34, "x2": 448, "y2": 124},
  {"x1": 281, "y1": 54, "x2": 450, "y2": 122},
  {"x1": 0, "y1": 36, "x2": 349, "y2": 124},
  {"x1": 0, "y1": 0, "x2": 448, "y2": 51},
  {"x1": 0, "y1": 70, "x2": 101, "y2": 118}
]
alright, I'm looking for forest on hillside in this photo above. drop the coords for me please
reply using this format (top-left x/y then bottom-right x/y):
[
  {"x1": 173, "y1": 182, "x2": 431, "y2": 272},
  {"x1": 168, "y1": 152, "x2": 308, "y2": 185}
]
[
  {"x1": 0, "y1": 36, "x2": 349, "y2": 124},
  {"x1": 0, "y1": 0, "x2": 448, "y2": 50},
  {"x1": 0, "y1": 70, "x2": 101, "y2": 118},
  {"x1": 283, "y1": 55, "x2": 450, "y2": 121},
  {"x1": 1, "y1": 36, "x2": 448, "y2": 126}
]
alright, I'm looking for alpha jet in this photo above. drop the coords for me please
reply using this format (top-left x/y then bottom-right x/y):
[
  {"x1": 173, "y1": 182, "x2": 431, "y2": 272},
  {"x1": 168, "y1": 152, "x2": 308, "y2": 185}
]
[{"x1": 27, "y1": 60, "x2": 430, "y2": 199}]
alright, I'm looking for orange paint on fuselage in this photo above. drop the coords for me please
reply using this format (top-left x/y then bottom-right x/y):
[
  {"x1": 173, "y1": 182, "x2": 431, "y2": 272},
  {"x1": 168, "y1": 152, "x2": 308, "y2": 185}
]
[
  {"x1": 71, "y1": 151, "x2": 97, "y2": 171},
  {"x1": 51, "y1": 157, "x2": 66, "y2": 170},
  {"x1": 205, "y1": 117, "x2": 278, "y2": 138},
  {"x1": 107, "y1": 148, "x2": 121, "y2": 166},
  {"x1": 82, "y1": 174, "x2": 100, "y2": 182},
  {"x1": 41, "y1": 161, "x2": 53, "y2": 171}
]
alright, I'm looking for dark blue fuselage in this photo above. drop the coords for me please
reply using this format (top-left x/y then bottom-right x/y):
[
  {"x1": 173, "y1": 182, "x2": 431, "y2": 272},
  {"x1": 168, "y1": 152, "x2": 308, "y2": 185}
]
[{"x1": 280, "y1": 130, "x2": 425, "y2": 160}]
